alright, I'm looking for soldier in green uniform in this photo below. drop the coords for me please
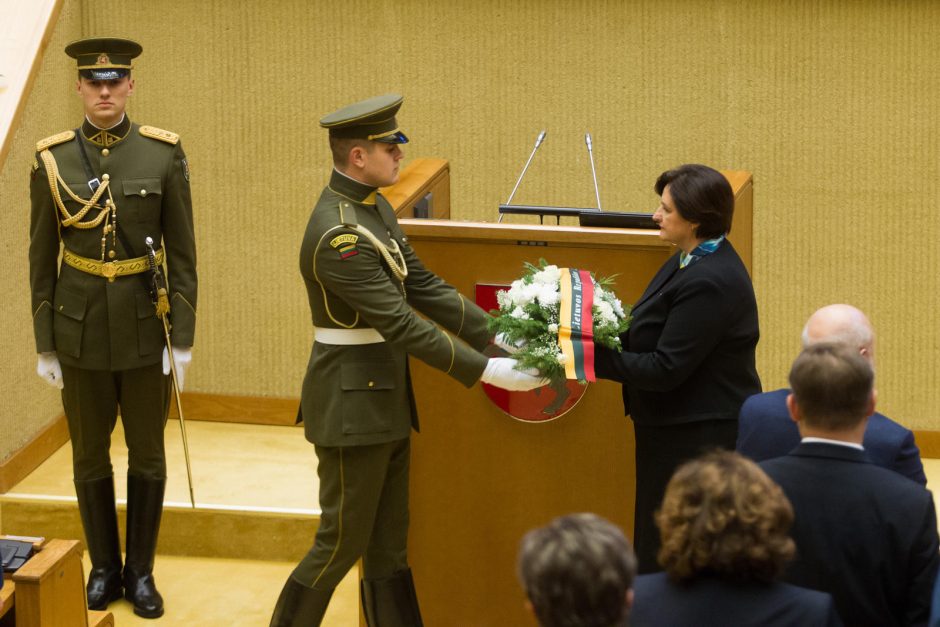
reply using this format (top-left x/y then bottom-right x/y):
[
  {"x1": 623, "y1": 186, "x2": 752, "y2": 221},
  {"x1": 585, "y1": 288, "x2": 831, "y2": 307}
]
[
  {"x1": 28, "y1": 37, "x2": 196, "y2": 619},
  {"x1": 270, "y1": 94, "x2": 545, "y2": 626}
]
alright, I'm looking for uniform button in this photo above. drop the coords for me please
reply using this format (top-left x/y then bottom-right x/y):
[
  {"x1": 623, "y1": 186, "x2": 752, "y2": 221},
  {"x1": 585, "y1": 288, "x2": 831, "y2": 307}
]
[
  {"x1": 368, "y1": 381, "x2": 375, "y2": 388},
  {"x1": 140, "y1": 189, "x2": 147, "y2": 197},
  {"x1": 58, "y1": 305, "x2": 63, "y2": 311},
  {"x1": 102, "y1": 173, "x2": 109, "y2": 181},
  {"x1": 101, "y1": 148, "x2": 110, "y2": 157},
  {"x1": 108, "y1": 250, "x2": 116, "y2": 259}
]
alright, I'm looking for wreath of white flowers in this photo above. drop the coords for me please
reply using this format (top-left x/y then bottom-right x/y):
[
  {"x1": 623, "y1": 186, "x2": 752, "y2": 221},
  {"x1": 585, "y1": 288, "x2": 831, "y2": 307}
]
[{"x1": 488, "y1": 259, "x2": 631, "y2": 384}]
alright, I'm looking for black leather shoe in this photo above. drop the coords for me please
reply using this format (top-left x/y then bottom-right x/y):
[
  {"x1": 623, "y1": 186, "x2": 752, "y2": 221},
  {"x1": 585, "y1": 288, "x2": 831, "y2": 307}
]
[
  {"x1": 124, "y1": 567, "x2": 164, "y2": 618},
  {"x1": 86, "y1": 566, "x2": 123, "y2": 609}
]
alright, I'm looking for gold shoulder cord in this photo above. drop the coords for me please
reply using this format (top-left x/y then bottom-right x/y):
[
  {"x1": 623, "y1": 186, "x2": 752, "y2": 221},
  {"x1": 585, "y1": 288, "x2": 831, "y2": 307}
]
[
  {"x1": 39, "y1": 149, "x2": 114, "y2": 229},
  {"x1": 351, "y1": 224, "x2": 408, "y2": 282}
]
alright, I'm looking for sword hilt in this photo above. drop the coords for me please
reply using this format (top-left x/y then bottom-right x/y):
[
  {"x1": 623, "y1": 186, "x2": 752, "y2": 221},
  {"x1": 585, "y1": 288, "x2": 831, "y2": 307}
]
[{"x1": 144, "y1": 236, "x2": 170, "y2": 317}]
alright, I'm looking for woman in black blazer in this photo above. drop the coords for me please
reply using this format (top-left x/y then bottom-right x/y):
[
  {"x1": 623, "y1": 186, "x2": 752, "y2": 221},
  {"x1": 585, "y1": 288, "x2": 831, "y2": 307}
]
[
  {"x1": 630, "y1": 451, "x2": 841, "y2": 626},
  {"x1": 595, "y1": 164, "x2": 761, "y2": 573}
]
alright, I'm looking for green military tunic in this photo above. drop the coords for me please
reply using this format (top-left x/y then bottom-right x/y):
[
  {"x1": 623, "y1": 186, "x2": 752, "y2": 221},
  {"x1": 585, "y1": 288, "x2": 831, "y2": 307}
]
[
  {"x1": 292, "y1": 168, "x2": 490, "y2": 588},
  {"x1": 299, "y1": 169, "x2": 490, "y2": 446},
  {"x1": 30, "y1": 116, "x2": 196, "y2": 369},
  {"x1": 28, "y1": 116, "x2": 197, "y2": 479}
]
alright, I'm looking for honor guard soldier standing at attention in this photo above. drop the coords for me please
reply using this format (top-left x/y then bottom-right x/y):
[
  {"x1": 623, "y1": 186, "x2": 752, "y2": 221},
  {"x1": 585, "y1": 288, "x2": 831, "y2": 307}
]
[
  {"x1": 270, "y1": 94, "x2": 545, "y2": 626},
  {"x1": 28, "y1": 37, "x2": 196, "y2": 619}
]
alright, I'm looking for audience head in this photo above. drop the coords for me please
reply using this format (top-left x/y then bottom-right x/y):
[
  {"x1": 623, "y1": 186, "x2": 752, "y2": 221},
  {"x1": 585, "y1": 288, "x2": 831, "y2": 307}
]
[
  {"x1": 654, "y1": 164, "x2": 734, "y2": 239},
  {"x1": 787, "y1": 342, "x2": 876, "y2": 432},
  {"x1": 517, "y1": 513, "x2": 636, "y2": 627},
  {"x1": 656, "y1": 450, "x2": 795, "y2": 584},
  {"x1": 801, "y1": 304, "x2": 875, "y2": 362}
]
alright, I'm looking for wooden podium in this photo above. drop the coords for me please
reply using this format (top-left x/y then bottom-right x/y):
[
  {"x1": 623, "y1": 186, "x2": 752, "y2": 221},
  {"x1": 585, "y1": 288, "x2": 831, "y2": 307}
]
[{"x1": 394, "y1": 169, "x2": 753, "y2": 626}]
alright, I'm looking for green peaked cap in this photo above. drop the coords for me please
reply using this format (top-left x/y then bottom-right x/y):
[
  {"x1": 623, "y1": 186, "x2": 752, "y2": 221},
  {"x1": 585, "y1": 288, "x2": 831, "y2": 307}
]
[
  {"x1": 320, "y1": 94, "x2": 409, "y2": 144},
  {"x1": 65, "y1": 37, "x2": 142, "y2": 80}
]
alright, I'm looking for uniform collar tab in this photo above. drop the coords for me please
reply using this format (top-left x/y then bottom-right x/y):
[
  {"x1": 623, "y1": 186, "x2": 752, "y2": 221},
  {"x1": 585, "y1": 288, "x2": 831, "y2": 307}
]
[
  {"x1": 330, "y1": 169, "x2": 378, "y2": 204},
  {"x1": 82, "y1": 115, "x2": 131, "y2": 147}
]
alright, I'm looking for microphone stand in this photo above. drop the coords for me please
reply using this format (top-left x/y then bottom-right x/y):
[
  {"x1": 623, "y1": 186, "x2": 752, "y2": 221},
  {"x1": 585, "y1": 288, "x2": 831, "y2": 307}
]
[
  {"x1": 500, "y1": 130, "x2": 546, "y2": 223},
  {"x1": 585, "y1": 133, "x2": 602, "y2": 211}
]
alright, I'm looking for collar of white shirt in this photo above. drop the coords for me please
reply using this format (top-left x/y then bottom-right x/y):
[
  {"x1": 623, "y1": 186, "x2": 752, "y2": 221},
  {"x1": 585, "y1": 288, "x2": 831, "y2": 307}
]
[{"x1": 800, "y1": 436, "x2": 864, "y2": 452}]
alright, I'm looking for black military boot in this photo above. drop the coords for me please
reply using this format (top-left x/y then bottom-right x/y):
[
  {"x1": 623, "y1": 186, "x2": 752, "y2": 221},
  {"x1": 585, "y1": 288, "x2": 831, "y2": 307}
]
[
  {"x1": 123, "y1": 475, "x2": 166, "y2": 618},
  {"x1": 74, "y1": 476, "x2": 123, "y2": 610},
  {"x1": 269, "y1": 576, "x2": 334, "y2": 626},
  {"x1": 360, "y1": 568, "x2": 424, "y2": 627}
]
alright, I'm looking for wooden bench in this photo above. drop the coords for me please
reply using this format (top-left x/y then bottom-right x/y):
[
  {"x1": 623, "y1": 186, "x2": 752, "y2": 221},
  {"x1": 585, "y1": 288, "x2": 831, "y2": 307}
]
[{"x1": 1, "y1": 538, "x2": 112, "y2": 626}]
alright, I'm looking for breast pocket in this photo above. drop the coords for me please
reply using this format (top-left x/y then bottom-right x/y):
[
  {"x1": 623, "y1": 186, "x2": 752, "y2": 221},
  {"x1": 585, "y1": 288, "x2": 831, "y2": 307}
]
[
  {"x1": 340, "y1": 361, "x2": 396, "y2": 434},
  {"x1": 122, "y1": 178, "x2": 162, "y2": 225}
]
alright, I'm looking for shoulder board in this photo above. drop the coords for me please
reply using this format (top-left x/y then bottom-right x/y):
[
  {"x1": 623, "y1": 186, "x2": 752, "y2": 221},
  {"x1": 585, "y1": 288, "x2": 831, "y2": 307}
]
[
  {"x1": 338, "y1": 200, "x2": 358, "y2": 227},
  {"x1": 36, "y1": 130, "x2": 75, "y2": 152},
  {"x1": 139, "y1": 125, "x2": 180, "y2": 145}
]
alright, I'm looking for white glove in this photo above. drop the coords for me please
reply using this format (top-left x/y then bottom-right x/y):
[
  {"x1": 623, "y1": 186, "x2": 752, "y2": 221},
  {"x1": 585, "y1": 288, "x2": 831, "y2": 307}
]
[
  {"x1": 162, "y1": 346, "x2": 192, "y2": 391},
  {"x1": 494, "y1": 332, "x2": 523, "y2": 355},
  {"x1": 480, "y1": 358, "x2": 549, "y2": 391},
  {"x1": 36, "y1": 351, "x2": 64, "y2": 390}
]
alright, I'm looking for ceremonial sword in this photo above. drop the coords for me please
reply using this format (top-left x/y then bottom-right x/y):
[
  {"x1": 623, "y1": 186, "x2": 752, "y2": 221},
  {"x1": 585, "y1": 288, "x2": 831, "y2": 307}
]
[{"x1": 145, "y1": 236, "x2": 196, "y2": 508}]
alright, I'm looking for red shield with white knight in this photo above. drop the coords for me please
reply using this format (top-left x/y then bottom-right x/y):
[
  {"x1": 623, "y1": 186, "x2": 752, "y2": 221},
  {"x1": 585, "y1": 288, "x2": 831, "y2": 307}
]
[{"x1": 476, "y1": 283, "x2": 588, "y2": 423}]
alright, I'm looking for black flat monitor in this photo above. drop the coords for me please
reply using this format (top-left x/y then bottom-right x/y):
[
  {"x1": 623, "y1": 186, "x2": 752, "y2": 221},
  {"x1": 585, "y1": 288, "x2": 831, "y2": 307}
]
[{"x1": 578, "y1": 211, "x2": 658, "y2": 230}]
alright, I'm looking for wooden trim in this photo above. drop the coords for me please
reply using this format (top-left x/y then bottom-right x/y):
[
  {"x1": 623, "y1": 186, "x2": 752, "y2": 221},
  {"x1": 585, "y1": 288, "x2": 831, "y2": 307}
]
[
  {"x1": 0, "y1": 415, "x2": 69, "y2": 494},
  {"x1": 401, "y1": 219, "x2": 677, "y2": 249},
  {"x1": 169, "y1": 392, "x2": 299, "y2": 426},
  {"x1": 914, "y1": 430, "x2": 940, "y2": 459},
  {"x1": 381, "y1": 158, "x2": 450, "y2": 218}
]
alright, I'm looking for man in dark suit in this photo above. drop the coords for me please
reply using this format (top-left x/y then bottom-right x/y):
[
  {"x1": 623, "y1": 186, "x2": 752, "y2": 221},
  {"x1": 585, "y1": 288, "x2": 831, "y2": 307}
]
[
  {"x1": 738, "y1": 304, "x2": 925, "y2": 484},
  {"x1": 761, "y1": 344, "x2": 939, "y2": 627},
  {"x1": 269, "y1": 94, "x2": 545, "y2": 626}
]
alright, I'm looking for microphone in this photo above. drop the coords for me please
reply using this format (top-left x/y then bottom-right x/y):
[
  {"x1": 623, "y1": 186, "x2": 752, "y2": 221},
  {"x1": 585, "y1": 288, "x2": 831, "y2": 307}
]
[
  {"x1": 501, "y1": 130, "x2": 547, "y2": 222},
  {"x1": 585, "y1": 133, "x2": 602, "y2": 211}
]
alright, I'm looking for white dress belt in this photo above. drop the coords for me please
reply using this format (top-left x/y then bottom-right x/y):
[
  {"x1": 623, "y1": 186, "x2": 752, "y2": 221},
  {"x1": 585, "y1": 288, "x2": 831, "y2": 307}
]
[{"x1": 314, "y1": 326, "x2": 385, "y2": 345}]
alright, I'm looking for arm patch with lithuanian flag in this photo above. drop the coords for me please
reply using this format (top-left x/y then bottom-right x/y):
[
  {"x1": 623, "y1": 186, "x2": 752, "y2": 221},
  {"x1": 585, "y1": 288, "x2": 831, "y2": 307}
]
[{"x1": 330, "y1": 233, "x2": 360, "y2": 259}]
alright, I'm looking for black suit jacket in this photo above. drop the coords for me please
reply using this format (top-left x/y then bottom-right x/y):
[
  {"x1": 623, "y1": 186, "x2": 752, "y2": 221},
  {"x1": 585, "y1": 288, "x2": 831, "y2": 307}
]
[
  {"x1": 738, "y1": 388, "x2": 926, "y2": 484},
  {"x1": 631, "y1": 572, "x2": 842, "y2": 627},
  {"x1": 761, "y1": 442, "x2": 940, "y2": 627},
  {"x1": 595, "y1": 239, "x2": 760, "y2": 425}
]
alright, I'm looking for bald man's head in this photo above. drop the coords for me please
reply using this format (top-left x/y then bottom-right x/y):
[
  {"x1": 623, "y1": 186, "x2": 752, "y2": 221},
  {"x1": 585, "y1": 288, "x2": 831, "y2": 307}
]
[{"x1": 801, "y1": 304, "x2": 874, "y2": 361}]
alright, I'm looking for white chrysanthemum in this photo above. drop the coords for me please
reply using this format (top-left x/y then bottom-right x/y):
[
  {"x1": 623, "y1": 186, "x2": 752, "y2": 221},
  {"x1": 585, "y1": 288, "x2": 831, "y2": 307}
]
[
  {"x1": 496, "y1": 290, "x2": 512, "y2": 310},
  {"x1": 510, "y1": 306, "x2": 530, "y2": 320},
  {"x1": 548, "y1": 323, "x2": 559, "y2": 333},
  {"x1": 595, "y1": 300, "x2": 616, "y2": 325},
  {"x1": 533, "y1": 265, "x2": 561, "y2": 285},
  {"x1": 611, "y1": 298, "x2": 625, "y2": 318},
  {"x1": 536, "y1": 284, "x2": 559, "y2": 306},
  {"x1": 557, "y1": 352, "x2": 567, "y2": 364},
  {"x1": 508, "y1": 281, "x2": 539, "y2": 307}
]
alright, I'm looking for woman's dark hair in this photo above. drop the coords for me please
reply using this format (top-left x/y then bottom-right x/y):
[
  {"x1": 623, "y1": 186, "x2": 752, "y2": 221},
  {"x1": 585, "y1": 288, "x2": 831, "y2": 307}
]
[{"x1": 654, "y1": 164, "x2": 733, "y2": 239}]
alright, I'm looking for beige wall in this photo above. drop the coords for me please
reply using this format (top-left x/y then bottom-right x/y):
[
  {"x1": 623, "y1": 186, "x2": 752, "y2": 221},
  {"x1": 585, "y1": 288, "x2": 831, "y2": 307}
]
[
  {"x1": 5, "y1": 0, "x2": 940, "y2": 462},
  {"x1": 1, "y1": 1, "x2": 80, "y2": 461}
]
